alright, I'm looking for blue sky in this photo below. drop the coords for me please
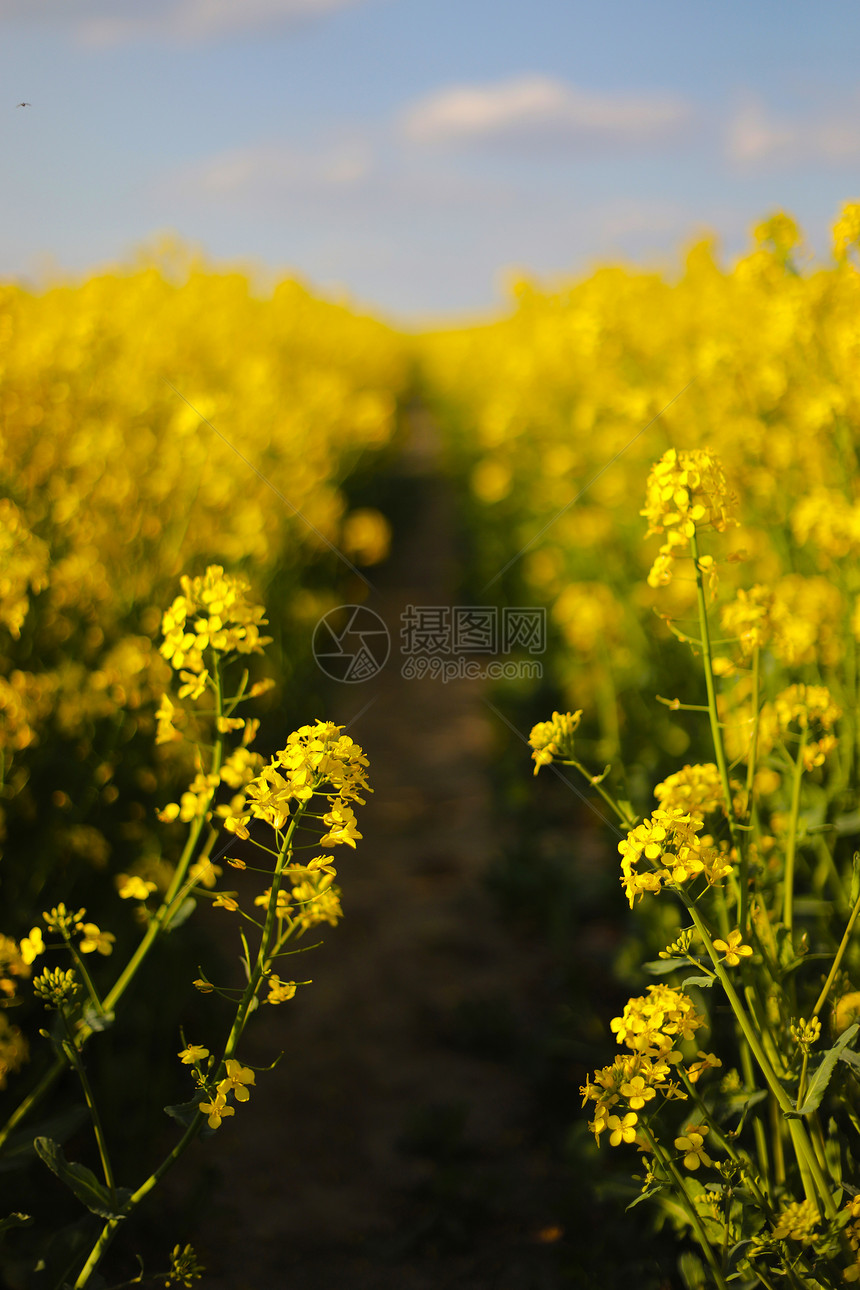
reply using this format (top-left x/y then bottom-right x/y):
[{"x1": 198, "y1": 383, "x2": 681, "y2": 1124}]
[{"x1": 2, "y1": 0, "x2": 859, "y2": 319}]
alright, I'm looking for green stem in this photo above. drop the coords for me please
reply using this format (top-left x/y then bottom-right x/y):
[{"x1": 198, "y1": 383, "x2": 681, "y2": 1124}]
[
  {"x1": 751, "y1": 1265, "x2": 778, "y2": 1290},
  {"x1": 813, "y1": 835, "x2": 850, "y2": 915},
  {"x1": 74, "y1": 1114, "x2": 202, "y2": 1288},
  {"x1": 60, "y1": 1010, "x2": 116, "y2": 1201},
  {"x1": 103, "y1": 660, "x2": 227, "y2": 1015},
  {"x1": 689, "y1": 530, "x2": 738, "y2": 853},
  {"x1": 783, "y1": 729, "x2": 808, "y2": 936},
  {"x1": 740, "y1": 646, "x2": 761, "y2": 936},
  {"x1": 0, "y1": 1058, "x2": 64, "y2": 1152},
  {"x1": 67, "y1": 946, "x2": 105, "y2": 1018},
  {"x1": 677, "y1": 1067, "x2": 772, "y2": 1214},
  {"x1": 768, "y1": 1093, "x2": 785, "y2": 1187},
  {"x1": 222, "y1": 809, "x2": 304, "y2": 1063},
  {"x1": 812, "y1": 886, "x2": 860, "y2": 1018},
  {"x1": 75, "y1": 784, "x2": 311, "y2": 1286},
  {"x1": 1, "y1": 664, "x2": 228, "y2": 1156},
  {"x1": 642, "y1": 1124, "x2": 730, "y2": 1289},
  {"x1": 797, "y1": 1050, "x2": 810, "y2": 1111},
  {"x1": 684, "y1": 900, "x2": 836, "y2": 1217},
  {"x1": 738, "y1": 1039, "x2": 772, "y2": 1193},
  {"x1": 569, "y1": 758, "x2": 636, "y2": 827},
  {"x1": 744, "y1": 645, "x2": 760, "y2": 808}
]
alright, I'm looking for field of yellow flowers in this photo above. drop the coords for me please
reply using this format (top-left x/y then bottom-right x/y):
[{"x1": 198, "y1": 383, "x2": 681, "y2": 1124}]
[
  {"x1": 0, "y1": 253, "x2": 408, "y2": 1283},
  {"x1": 423, "y1": 207, "x2": 860, "y2": 773},
  {"x1": 421, "y1": 203, "x2": 860, "y2": 1288},
  {"x1": 2, "y1": 204, "x2": 860, "y2": 1287},
  {"x1": 0, "y1": 245, "x2": 406, "y2": 913}
]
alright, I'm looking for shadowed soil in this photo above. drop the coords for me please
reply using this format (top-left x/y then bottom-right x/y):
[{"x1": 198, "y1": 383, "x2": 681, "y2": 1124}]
[{"x1": 186, "y1": 413, "x2": 572, "y2": 1288}]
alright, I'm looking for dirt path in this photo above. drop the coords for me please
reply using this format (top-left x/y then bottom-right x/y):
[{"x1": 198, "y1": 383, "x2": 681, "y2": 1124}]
[{"x1": 188, "y1": 411, "x2": 567, "y2": 1289}]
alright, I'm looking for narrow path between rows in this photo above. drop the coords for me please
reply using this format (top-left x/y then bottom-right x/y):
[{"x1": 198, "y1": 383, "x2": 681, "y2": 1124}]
[{"x1": 192, "y1": 408, "x2": 567, "y2": 1289}]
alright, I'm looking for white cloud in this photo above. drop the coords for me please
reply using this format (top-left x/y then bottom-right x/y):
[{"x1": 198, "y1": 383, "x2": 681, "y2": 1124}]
[
  {"x1": 401, "y1": 74, "x2": 693, "y2": 149},
  {"x1": 727, "y1": 96, "x2": 860, "y2": 165},
  {"x1": 169, "y1": 140, "x2": 373, "y2": 200},
  {"x1": 0, "y1": 0, "x2": 366, "y2": 45}
]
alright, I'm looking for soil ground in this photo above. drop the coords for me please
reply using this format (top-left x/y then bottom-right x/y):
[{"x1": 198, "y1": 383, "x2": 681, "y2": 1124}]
[{"x1": 188, "y1": 412, "x2": 572, "y2": 1288}]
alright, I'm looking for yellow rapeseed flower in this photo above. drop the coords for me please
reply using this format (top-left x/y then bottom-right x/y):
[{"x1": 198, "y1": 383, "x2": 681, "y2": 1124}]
[
  {"x1": 177, "y1": 1043, "x2": 209, "y2": 1066},
  {"x1": 116, "y1": 874, "x2": 157, "y2": 901},
  {"x1": 200, "y1": 1093, "x2": 234, "y2": 1130},
  {"x1": 607, "y1": 1112, "x2": 638, "y2": 1146},
  {"x1": 712, "y1": 929, "x2": 753, "y2": 967},
  {"x1": 217, "y1": 1058, "x2": 255, "y2": 1103},
  {"x1": 19, "y1": 927, "x2": 45, "y2": 965},
  {"x1": 78, "y1": 924, "x2": 116, "y2": 956},
  {"x1": 674, "y1": 1124, "x2": 713, "y2": 1170}
]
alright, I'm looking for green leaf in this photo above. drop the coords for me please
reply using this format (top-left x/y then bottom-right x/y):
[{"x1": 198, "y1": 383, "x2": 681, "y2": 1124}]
[
  {"x1": 794, "y1": 1024, "x2": 859, "y2": 1116},
  {"x1": 678, "y1": 1250, "x2": 707, "y2": 1290},
  {"x1": 726, "y1": 1238, "x2": 755, "y2": 1272},
  {"x1": 164, "y1": 896, "x2": 196, "y2": 933},
  {"x1": 643, "y1": 957, "x2": 689, "y2": 975},
  {"x1": 852, "y1": 852, "x2": 860, "y2": 906},
  {"x1": 33, "y1": 1137, "x2": 131, "y2": 1219},
  {"x1": 839, "y1": 1047, "x2": 860, "y2": 1071},
  {"x1": 164, "y1": 1095, "x2": 203, "y2": 1128},
  {"x1": 682, "y1": 975, "x2": 716, "y2": 989},
  {"x1": 0, "y1": 1211, "x2": 32, "y2": 1238},
  {"x1": 626, "y1": 1183, "x2": 665, "y2": 1211}
]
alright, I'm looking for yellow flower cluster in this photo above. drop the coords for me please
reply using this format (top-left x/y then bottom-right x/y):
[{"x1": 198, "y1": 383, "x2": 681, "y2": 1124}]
[
  {"x1": 160, "y1": 567, "x2": 271, "y2": 676},
  {"x1": 0, "y1": 1013, "x2": 29, "y2": 1090},
  {"x1": 770, "y1": 1198, "x2": 820, "y2": 1245},
  {"x1": 224, "y1": 720, "x2": 369, "y2": 843},
  {"x1": 253, "y1": 872, "x2": 343, "y2": 930},
  {"x1": 528, "y1": 710, "x2": 583, "y2": 774},
  {"x1": 718, "y1": 577, "x2": 845, "y2": 672},
  {"x1": 610, "y1": 984, "x2": 706, "y2": 1055},
  {"x1": 758, "y1": 683, "x2": 841, "y2": 771},
  {"x1": 832, "y1": 201, "x2": 860, "y2": 261},
  {"x1": 618, "y1": 808, "x2": 733, "y2": 908},
  {"x1": 653, "y1": 763, "x2": 733, "y2": 820},
  {"x1": 157, "y1": 680, "x2": 264, "y2": 826},
  {"x1": 582, "y1": 985, "x2": 717, "y2": 1149},
  {"x1": 0, "y1": 499, "x2": 50, "y2": 639},
  {"x1": 719, "y1": 586, "x2": 773, "y2": 658},
  {"x1": 0, "y1": 934, "x2": 30, "y2": 997},
  {"x1": 789, "y1": 1015, "x2": 821, "y2": 1051},
  {"x1": 199, "y1": 1058, "x2": 256, "y2": 1130},
  {"x1": 419, "y1": 202, "x2": 860, "y2": 726},
  {"x1": 0, "y1": 255, "x2": 405, "y2": 902},
  {"x1": 641, "y1": 447, "x2": 737, "y2": 587},
  {"x1": 844, "y1": 1195, "x2": 860, "y2": 1281}
]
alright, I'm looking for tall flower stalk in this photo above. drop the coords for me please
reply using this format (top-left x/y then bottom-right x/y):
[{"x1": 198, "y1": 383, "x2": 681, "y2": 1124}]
[
  {"x1": 533, "y1": 450, "x2": 860, "y2": 1287},
  {"x1": 0, "y1": 567, "x2": 371, "y2": 1289}
]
